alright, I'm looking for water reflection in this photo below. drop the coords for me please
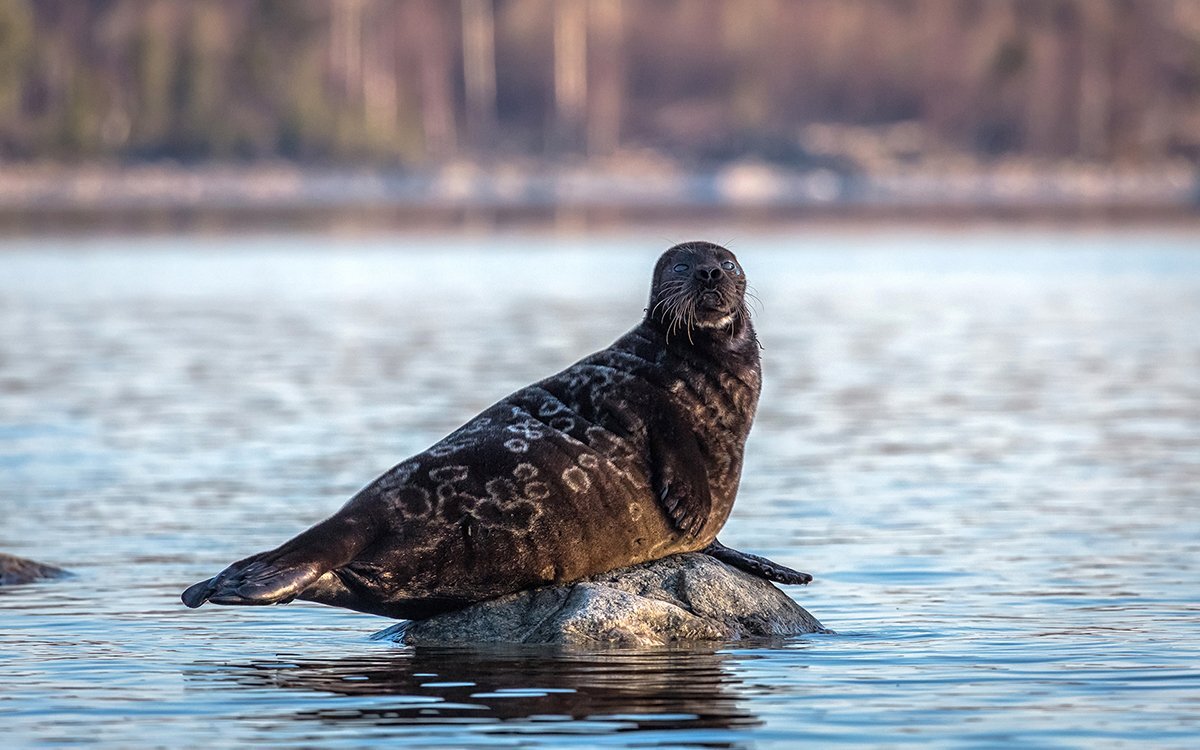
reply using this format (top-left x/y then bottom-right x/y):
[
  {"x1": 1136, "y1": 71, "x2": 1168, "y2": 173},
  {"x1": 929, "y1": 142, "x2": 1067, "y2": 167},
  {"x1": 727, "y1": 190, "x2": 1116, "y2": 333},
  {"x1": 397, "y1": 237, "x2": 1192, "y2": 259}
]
[{"x1": 205, "y1": 645, "x2": 759, "y2": 736}]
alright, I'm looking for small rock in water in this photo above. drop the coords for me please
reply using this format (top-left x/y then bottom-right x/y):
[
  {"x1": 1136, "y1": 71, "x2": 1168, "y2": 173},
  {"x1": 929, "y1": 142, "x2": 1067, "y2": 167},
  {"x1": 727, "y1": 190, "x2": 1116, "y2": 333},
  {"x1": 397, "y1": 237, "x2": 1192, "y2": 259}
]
[
  {"x1": 375, "y1": 553, "x2": 827, "y2": 646},
  {"x1": 0, "y1": 553, "x2": 69, "y2": 586}
]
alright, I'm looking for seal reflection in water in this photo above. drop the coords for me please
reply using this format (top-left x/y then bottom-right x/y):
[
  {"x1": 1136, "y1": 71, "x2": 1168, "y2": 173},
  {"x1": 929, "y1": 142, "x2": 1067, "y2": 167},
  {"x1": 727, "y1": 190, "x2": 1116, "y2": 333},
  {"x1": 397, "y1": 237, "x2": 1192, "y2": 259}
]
[{"x1": 182, "y1": 241, "x2": 810, "y2": 620}]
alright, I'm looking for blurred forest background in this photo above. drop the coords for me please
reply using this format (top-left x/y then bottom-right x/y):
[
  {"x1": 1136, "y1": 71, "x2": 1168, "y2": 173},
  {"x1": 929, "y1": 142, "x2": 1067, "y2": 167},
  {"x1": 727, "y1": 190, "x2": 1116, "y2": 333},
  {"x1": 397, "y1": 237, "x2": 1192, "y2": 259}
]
[{"x1": 2, "y1": 0, "x2": 1199, "y2": 220}]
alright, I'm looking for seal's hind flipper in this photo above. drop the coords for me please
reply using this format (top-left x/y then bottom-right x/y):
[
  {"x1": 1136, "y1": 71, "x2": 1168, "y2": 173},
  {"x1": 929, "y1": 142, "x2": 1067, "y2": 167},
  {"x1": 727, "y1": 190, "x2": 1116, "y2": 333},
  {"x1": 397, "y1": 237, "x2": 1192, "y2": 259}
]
[
  {"x1": 181, "y1": 550, "x2": 326, "y2": 608},
  {"x1": 181, "y1": 508, "x2": 382, "y2": 609},
  {"x1": 702, "y1": 538, "x2": 812, "y2": 585}
]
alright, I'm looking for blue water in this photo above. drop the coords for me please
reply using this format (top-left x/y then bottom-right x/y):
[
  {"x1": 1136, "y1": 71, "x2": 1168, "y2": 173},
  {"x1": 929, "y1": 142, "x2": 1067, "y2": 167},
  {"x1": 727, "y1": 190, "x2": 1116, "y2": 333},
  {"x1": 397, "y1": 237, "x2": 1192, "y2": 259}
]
[{"x1": 2, "y1": 228, "x2": 1199, "y2": 748}]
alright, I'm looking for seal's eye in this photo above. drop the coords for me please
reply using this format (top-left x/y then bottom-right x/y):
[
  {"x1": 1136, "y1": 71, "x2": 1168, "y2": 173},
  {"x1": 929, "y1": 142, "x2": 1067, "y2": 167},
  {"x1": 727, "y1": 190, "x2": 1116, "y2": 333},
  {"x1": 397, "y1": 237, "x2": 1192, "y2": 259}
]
[
  {"x1": 721, "y1": 261, "x2": 738, "y2": 273},
  {"x1": 673, "y1": 263, "x2": 689, "y2": 273}
]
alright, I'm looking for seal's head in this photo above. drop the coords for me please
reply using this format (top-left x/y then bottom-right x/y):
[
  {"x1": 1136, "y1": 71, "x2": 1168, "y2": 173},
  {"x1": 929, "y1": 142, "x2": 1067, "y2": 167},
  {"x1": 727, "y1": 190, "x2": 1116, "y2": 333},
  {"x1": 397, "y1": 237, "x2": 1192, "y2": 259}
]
[{"x1": 648, "y1": 241, "x2": 749, "y2": 341}]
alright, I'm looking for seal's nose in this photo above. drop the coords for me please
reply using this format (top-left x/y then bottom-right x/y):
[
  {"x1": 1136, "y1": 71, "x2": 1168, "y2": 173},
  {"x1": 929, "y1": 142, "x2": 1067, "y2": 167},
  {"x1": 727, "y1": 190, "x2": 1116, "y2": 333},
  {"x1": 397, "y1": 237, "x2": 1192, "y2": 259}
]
[{"x1": 695, "y1": 266, "x2": 722, "y2": 286}]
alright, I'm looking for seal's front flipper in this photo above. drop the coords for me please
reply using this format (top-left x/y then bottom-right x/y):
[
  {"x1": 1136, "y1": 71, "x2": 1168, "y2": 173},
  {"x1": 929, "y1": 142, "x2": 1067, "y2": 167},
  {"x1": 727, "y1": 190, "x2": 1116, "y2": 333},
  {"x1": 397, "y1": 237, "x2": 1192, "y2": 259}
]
[
  {"x1": 647, "y1": 405, "x2": 712, "y2": 536},
  {"x1": 702, "y1": 538, "x2": 813, "y2": 585},
  {"x1": 656, "y1": 467, "x2": 710, "y2": 535}
]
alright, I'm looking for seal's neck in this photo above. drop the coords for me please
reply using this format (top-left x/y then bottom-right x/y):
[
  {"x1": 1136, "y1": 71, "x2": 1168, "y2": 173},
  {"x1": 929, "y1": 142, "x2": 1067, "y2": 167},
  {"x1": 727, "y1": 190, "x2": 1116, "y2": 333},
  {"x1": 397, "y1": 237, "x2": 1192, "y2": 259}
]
[{"x1": 642, "y1": 307, "x2": 759, "y2": 363}]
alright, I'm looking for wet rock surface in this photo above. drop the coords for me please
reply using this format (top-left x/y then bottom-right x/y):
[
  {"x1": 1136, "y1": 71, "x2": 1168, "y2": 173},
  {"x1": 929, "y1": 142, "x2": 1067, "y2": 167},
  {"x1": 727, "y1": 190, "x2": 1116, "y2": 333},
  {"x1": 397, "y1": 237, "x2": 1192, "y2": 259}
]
[
  {"x1": 375, "y1": 553, "x2": 826, "y2": 646},
  {"x1": 0, "y1": 553, "x2": 69, "y2": 586}
]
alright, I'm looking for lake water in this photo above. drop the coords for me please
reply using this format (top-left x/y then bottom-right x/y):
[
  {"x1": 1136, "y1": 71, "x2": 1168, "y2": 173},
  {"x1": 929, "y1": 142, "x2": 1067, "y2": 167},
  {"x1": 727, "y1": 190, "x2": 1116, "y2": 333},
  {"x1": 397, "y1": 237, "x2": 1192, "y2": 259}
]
[{"x1": 1, "y1": 228, "x2": 1198, "y2": 748}]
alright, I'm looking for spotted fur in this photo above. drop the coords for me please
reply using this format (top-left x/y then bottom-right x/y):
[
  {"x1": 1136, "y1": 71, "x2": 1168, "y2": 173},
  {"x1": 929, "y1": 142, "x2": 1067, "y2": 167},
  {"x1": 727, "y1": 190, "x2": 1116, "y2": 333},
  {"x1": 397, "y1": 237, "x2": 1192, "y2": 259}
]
[{"x1": 181, "y1": 241, "x2": 795, "y2": 620}]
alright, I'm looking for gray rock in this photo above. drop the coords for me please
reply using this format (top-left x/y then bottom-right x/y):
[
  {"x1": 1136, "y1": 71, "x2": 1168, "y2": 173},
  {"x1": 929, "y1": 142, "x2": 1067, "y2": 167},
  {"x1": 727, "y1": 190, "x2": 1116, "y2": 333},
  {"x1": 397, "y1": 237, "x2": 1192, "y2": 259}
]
[
  {"x1": 0, "y1": 553, "x2": 69, "y2": 586},
  {"x1": 375, "y1": 552, "x2": 827, "y2": 646}
]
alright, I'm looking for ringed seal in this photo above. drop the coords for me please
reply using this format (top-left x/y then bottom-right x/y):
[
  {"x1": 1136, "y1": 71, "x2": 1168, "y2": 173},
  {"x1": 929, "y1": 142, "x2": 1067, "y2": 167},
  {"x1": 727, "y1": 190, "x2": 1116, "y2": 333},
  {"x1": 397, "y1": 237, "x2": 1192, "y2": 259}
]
[{"x1": 183, "y1": 241, "x2": 810, "y2": 619}]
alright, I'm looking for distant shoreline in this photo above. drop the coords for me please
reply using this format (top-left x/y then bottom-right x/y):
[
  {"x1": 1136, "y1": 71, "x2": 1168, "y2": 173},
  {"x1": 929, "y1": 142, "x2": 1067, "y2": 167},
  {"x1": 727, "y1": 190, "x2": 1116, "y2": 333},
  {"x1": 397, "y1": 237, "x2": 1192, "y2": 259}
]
[{"x1": 1, "y1": 162, "x2": 1197, "y2": 234}]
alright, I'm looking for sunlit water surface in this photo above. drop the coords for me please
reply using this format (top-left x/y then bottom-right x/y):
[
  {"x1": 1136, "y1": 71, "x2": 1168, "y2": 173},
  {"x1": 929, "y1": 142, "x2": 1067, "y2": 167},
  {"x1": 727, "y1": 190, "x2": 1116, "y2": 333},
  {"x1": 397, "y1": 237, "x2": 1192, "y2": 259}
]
[{"x1": 2, "y1": 229, "x2": 1198, "y2": 748}]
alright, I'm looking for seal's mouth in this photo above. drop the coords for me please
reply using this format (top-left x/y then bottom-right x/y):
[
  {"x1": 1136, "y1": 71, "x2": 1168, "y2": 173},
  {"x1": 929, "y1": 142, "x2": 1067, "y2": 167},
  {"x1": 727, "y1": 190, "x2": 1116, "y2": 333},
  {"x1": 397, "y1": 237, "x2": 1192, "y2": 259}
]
[
  {"x1": 652, "y1": 279, "x2": 745, "y2": 342},
  {"x1": 694, "y1": 277, "x2": 741, "y2": 311}
]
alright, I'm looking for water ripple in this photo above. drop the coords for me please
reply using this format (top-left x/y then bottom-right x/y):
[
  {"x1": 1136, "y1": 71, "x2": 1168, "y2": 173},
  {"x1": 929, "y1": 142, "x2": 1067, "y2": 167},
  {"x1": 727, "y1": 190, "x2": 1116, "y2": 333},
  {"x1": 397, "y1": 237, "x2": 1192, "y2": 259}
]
[{"x1": 2, "y1": 230, "x2": 1199, "y2": 747}]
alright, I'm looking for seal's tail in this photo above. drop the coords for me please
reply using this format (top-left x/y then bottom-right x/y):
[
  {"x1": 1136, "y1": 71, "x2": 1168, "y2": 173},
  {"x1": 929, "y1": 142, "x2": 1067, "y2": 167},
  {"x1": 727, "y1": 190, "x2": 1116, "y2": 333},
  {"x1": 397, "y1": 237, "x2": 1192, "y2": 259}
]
[{"x1": 181, "y1": 511, "x2": 378, "y2": 609}]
